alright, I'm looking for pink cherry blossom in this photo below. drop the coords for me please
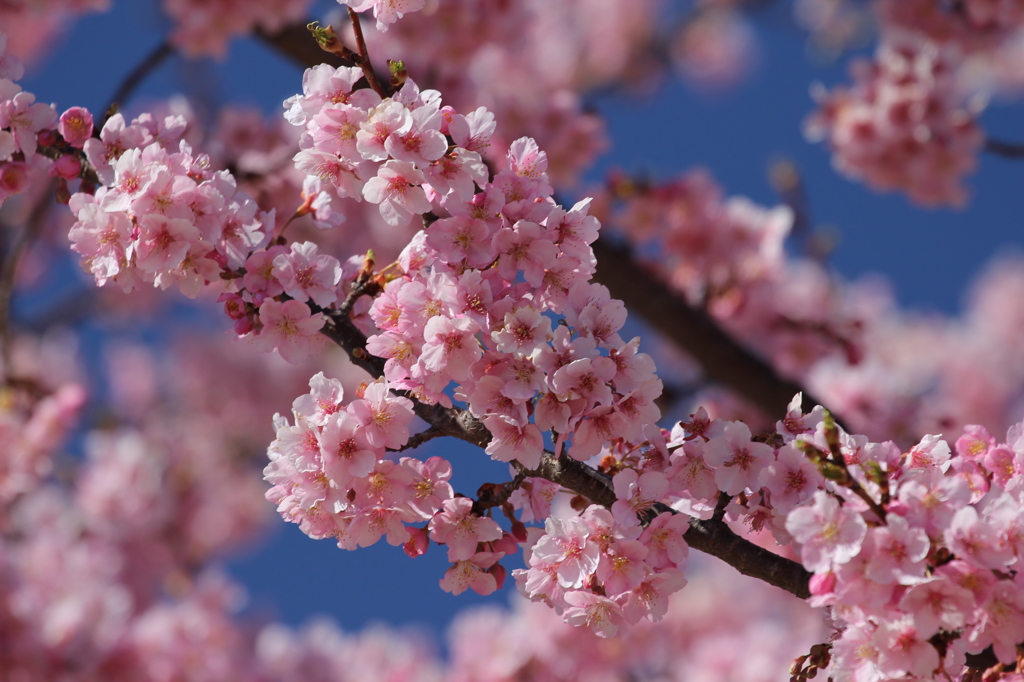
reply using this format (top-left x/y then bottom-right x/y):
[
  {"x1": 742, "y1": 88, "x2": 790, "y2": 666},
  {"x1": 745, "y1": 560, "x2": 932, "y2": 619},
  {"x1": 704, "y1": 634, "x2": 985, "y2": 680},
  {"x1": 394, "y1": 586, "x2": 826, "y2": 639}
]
[
  {"x1": 419, "y1": 316, "x2": 482, "y2": 381},
  {"x1": 702, "y1": 420, "x2": 774, "y2": 495},
  {"x1": 864, "y1": 513, "x2": 930, "y2": 584},
  {"x1": 272, "y1": 241, "x2": 343, "y2": 307},
  {"x1": 319, "y1": 411, "x2": 378, "y2": 487},
  {"x1": 481, "y1": 415, "x2": 543, "y2": 469},
  {"x1": 786, "y1": 490, "x2": 868, "y2": 573},
  {"x1": 428, "y1": 497, "x2": 503, "y2": 562},
  {"x1": 254, "y1": 299, "x2": 326, "y2": 364},
  {"x1": 57, "y1": 106, "x2": 93, "y2": 148},
  {"x1": 362, "y1": 160, "x2": 432, "y2": 226},
  {"x1": 440, "y1": 552, "x2": 500, "y2": 596},
  {"x1": 562, "y1": 591, "x2": 624, "y2": 637},
  {"x1": 402, "y1": 455, "x2": 454, "y2": 519},
  {"x1": 530, "y1": 516, "x2": 600, "y2": 589},
  {"x1": 348, "y1": 380, "x2": 415, "y2": 450},
  {"x1": 759, "y1": 443, "x2": 824, "y2": 513},
  {"x1": 639, "y1": 512, "x2": 690, "y2": 569}
]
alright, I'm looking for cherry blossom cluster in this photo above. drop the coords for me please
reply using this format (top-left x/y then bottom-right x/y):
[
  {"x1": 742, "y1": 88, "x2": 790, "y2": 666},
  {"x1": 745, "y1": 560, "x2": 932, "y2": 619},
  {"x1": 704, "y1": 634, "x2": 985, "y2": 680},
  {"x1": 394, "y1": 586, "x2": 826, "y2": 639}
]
[
  {"x1": 449, "y1": 558, "x2": 825, "y2": 682},
  {"x1": 501, "y1": 389, "x2": 1024, "y2": 679},
  {"x1": 643, "y1": 398, "x2": 1024, "y2": 679},
  {"x1": 0, "y1": 35, "x2": 96, "y2": 207},
  {"x1": 264, "y1": 372, "x2": 520, "y2": 597},
  {"x1": 253, "y1": 63, "x2": 674, "y2": 599},
  {"x1": 596, "y1": 169, "x2": 865, "y2": 382},
  {"x1": 594, "y1": 168, "x2": 1024, "y2": 447},
  {"x1": 600, "y1": 169, "x2": 792, "y2": 310},
  {"x1": 805, "y1": 33, "x2": 984, "y2": 207},
  {"x1": 66, "y1": 108, "x2": 277, "y2": 299},
  {"x1": 0, "y1": 0, "x2": 108, "y2": 64},
  {"x1": 0, "y1": 331, "x2": 824, "y2": 682},
  {"x1": 360, "y1": 0, "x2": 660, "y2": 185},
  {"x1": 877, "y1": 0, "x2": 1024, "y2": 52},
  {"x1": 0, "y1": 382, "x2": 84, "y2": 506},
  {"x1": 337, "y1": 0, "x2": 427, "y2": 32},
  {"x1": 778, "y1": 415, "x2": 1024, "y2": 679},
  {"x1": 512, "y1": 500, "x2": 690, "y2": 637}
]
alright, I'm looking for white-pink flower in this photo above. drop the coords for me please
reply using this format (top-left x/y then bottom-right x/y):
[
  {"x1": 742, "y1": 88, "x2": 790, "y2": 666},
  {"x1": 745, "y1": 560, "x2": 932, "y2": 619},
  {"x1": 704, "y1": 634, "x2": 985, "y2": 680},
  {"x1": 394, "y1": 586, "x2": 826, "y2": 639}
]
[
  {"x1": 481, "y1": 415, "x2": 543, "y2": 469},
  {"x1": 362, "y1": 160, "x2": 431, "y2": 226},
  {"x1": 440, "y1": 552, "x2": 499, "y2": 596},
  {"x1": 319, "y1": 411, "x2": 378, "y2": 488},
  {"x1": 785, "y1": 490, "x2": 868, "y2": 573},
  {"x1": 428, "y1": 497, "x2": 503, "y2": 562},
  {"x1": 530, "y1": 516, "x2": 600, "y2": 589},
  {"x1": 562, "y1": 591, "x2": 624, "y2": 638},
  {"x1": 255, "y1": 299, "x2": 326, "y2": 364},
  {"x1": 340, "y1": 0, "x2": 427, "y2": 31},
  {"x1": 702, "y1": 420, "x2": 774, "y2": 495},
  {"x1": 419, "y1": 316, "x2": 482, "y2": 382},
  {"x1": 759, "y1": 442, "x2": 824, "y2": 514},
  {"x1": 348, "y1": 380, "x2": 415, "y2": 450},
  {"x1": 272, "y1": 241, "x2": 342, "y2": 307}
]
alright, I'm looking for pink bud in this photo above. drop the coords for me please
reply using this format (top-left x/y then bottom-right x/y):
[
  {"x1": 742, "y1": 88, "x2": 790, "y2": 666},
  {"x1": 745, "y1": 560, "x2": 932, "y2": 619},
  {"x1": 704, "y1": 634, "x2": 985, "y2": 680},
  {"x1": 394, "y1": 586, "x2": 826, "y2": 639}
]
[
  {"x1": 808, "y1": 571, "x2": 836, "y2": 596},
  {"x1": 58, "y1": 107, "x2": 94, "y2": 148},
  {"x1": 233, "y1": 316, "x2": 255, "y2": 336},
  {"x1": 403, "y1": 527, "x2": 429, "y2": 558},
  {"x1": 219, "y1": 292, "x2": 247, "y2": 320},
  {"x1": 36, "y1": 129, "x2": 58, "y2": 147},
  {"x1": 490, "y1": 532, "x2": 519, "y2": 556},
  {"x1": 487, "y1": 563, "x2": 506, "y2": 590},
  {"x1": 439, "y1": 105, "x2": 456, "y2": 135},
  {"x1": 48, "y1": 154, "x2": 82, "y2": 180}
]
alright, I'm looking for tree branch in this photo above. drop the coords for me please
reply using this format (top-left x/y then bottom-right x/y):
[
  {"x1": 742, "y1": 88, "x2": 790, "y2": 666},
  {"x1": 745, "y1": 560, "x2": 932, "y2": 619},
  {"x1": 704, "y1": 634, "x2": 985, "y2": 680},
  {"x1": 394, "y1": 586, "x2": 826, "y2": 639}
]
[
  {"x1": 0, "y1": 184, "x2": 54, "y2": 382},
  {"x1": 105, "y1": 41, "x2": 174, "y2": 119},
  {"x1": 591, "y1": 236, "x2": 848, "y2": 431},
  {"x1": 983, "y1": 137, "x2": 1024, "y2": 159},
  {"x1": 257, "y1": 23, "x2": 348, "y2": 69},
  {"x1": 318, "y1": 305, "x2": 812, "y2": 599},
  {"x1": 260, "y1": 7, "x2": 818, "y2": 601}
]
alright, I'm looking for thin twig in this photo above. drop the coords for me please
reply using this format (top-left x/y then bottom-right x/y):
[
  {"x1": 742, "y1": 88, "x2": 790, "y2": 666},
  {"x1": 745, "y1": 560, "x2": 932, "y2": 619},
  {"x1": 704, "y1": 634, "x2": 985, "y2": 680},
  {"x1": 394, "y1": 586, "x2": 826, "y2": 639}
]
[
  {"x1": 0, "y1": 183, "x2": 55, "y2": 381},
  {"x1": 476, "y1": 470, "x2": 529, "y2": 513},
  {"x1": 257, "y1": 23, "x2": 348, "y2": 69},
  {"x1": 591, "y1": 237, "x2": 849, "y2": 431},
  {"x1": 346, "y1": 8, "x2": 389, "y2": 98},
  {"x1": 397, "y1": 425, "x2": 445, "y2": 451},
  {"x1": 105, "y1": 41, "x2": 175, "y2": 121},
  {"x1": 984, "y1": 137, "x2": 1024, "y2": 159}
]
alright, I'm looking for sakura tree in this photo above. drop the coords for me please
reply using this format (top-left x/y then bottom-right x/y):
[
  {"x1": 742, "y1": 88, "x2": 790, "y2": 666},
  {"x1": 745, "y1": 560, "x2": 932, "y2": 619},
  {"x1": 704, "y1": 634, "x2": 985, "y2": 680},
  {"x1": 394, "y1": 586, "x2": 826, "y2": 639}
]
[{"x1": 4, "y1": 0, "x2": 1024, "y2": 680}]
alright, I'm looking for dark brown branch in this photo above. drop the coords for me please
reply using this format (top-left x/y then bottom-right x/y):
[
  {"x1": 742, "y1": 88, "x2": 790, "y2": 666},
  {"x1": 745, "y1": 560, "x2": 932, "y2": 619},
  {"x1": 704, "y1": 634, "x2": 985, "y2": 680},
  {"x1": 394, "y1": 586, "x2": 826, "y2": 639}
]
[
  {"x1": 319, "y1": 309, "x2": 491, "y2": 448},
  {"x1": 105, "y1": 41, "x2": 174, "y2": 119},
  {"x1": 984, "y1": 137, "x2": 1024, "y2": 159},
  {"x1": 256, "y1": 6, "x2": 819, "y2": 603},
  {"x1": 346, "y1": 8, "x2": 389, "y2": 98},
  {"x1": 318, "y1": 304, "x2": 811, "y2": 598},
  {"x1": 257, "y1": 23, "x2": 348, "y2": 69},
  {"x1": 0, "y1": 183, "x2": 54, "y2": 381},
  {"x1": 591, "y1": 236, "x2": 849, "y2": 432},
  {"x1": 686, "y1": 515, "x2": 811, "y2": 598},
  {"x1": 398, "y1": 425, "x2": 445, "y2": 451},
  {"x1": 253, "y1": 17, "x2": 843, "y2": 433}
]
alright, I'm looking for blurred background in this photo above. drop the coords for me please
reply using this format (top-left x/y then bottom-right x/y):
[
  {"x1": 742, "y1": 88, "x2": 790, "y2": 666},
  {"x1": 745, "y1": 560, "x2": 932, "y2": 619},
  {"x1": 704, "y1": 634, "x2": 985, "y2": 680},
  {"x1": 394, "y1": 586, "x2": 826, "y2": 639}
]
[{"x1": 8, "y1": 0, "x2": 1024, "y2": 645}]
